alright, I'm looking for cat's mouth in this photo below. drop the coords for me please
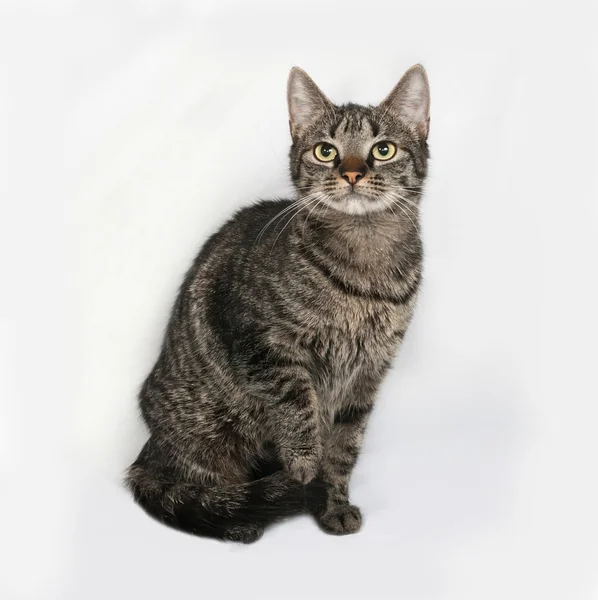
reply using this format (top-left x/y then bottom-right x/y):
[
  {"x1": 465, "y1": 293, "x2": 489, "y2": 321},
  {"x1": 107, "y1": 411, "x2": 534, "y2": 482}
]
[{"x1": 326, "y1": 191, "x2": 390, "y2": 216}]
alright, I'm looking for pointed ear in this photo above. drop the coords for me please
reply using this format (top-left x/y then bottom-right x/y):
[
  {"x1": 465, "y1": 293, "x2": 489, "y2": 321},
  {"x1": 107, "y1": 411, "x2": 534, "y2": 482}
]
[
  {"x1": 287, "y1": 67, "x2": 333, "y2": 135},
  {"x1": 380, "y1": 64, "x2": 430, "y2": 139}
]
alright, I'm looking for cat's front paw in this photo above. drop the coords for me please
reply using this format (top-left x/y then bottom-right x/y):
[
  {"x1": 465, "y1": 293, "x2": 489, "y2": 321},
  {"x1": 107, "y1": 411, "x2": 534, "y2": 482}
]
[
  {"x1": 281, "y1": 446, "x2": 322, "y2": 484},
  {"x1": 316, "y1": 504, "x2": 362, "y2": 535}
]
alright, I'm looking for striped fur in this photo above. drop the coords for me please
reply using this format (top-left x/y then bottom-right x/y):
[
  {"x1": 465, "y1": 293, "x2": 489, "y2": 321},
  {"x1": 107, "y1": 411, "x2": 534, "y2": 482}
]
[{"x1": 126, "y1": 65, "x2": 430, "y2": 542}]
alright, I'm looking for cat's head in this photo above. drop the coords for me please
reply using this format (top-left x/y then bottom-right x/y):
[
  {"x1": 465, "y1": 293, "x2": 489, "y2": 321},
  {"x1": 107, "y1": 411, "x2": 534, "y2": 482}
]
[{"x1": 287, "y1": 65, "x2": 430, "y2": 216}]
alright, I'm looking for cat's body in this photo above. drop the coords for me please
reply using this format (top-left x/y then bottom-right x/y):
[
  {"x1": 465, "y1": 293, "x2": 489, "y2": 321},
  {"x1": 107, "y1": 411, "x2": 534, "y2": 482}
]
[{"x1": 127, "y1": 65, "x2": 430, "y2": 542}]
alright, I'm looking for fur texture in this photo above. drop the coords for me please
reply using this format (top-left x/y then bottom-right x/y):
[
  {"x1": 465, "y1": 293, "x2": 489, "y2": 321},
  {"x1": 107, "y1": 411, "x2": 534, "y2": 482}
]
[{"x1": 126, "y1": 65, "x2": 430, "y2": 542}]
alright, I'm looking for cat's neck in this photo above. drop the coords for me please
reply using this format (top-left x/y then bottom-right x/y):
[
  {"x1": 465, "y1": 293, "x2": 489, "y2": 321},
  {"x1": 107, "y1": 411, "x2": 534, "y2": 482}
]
[{"x1": 294, "y1": 207, "x2": 422, "y2": 272}]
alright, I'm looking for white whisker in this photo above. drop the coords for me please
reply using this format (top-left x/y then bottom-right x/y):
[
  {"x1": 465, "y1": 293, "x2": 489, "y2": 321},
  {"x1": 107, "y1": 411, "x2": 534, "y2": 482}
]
[
  {"x1": 302, "y1": 193, "x2": 328, "y2": 236},
  {"x1": 381, "y1": 190, "x2": 420, "y2": 232},
  {"x1": 254, "y1": 192, "x2": 322, "y2": 245},
  {"x1": 269, "y1": 194, "x2": 322, "y2": 252}
]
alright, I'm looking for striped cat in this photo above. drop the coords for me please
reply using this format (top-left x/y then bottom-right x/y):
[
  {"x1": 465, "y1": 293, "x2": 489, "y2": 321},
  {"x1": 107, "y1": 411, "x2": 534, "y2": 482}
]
[{"x1": 126, "y1": 64, "x2": 430, "y2": 542}]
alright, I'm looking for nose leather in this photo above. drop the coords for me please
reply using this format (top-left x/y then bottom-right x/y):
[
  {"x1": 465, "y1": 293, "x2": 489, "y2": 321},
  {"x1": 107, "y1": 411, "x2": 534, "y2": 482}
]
[
  {"x1": 339, "y1": 156, "x2": 367, "y2": 185},
  {"x1": 343, "y1": 171, "x2": 362, "y2": 185}
]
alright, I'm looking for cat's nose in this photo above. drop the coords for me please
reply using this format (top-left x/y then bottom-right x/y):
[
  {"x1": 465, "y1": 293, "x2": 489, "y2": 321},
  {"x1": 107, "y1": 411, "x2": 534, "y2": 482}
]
[
  {"x1": 342, "y1": 171, "x2": 363, "y2": 185},
  {"x1": 339, "y1": 157, "x2": 367, "y2": 186}
]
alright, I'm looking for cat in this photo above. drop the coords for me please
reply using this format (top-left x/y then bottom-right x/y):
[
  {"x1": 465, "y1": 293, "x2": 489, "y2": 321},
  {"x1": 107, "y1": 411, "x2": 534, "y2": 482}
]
[{"x1": 126, "y1": 64, "x2": 430, "y2": 543}]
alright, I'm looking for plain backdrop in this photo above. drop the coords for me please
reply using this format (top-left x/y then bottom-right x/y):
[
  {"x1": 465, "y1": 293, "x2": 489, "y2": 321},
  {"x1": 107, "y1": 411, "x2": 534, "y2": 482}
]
[{"x1": 1, "y1": 1, "x2": 598, "y2": 599}]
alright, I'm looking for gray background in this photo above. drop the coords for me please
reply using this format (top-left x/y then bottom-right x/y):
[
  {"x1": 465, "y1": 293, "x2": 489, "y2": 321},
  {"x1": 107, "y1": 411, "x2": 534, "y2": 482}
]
[{"x1": 1, "y1": 1, "x2": 597, "y2": 598}]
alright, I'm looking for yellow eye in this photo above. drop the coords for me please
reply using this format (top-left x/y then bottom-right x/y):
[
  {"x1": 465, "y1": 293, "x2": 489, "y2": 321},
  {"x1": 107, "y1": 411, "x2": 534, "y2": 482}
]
[
  {"x1": 371, "y1": 141, "x2": 397, "y2": 161},
  {"x1": 314, "y1": 142, "x2": 338, "y2": 162}
]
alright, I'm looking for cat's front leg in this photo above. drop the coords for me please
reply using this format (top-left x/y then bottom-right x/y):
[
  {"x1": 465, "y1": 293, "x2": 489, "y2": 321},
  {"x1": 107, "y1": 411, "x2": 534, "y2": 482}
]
[
  {"x1": 259, "y1": 363, "x2": 322, "y2": 484},
  {"x1": 275, "y1": 381, "x2": 322, "y2": 483},
  {"x1": 314, "y1": 379, "x2": 379, "y2": 535},
  {"x1": 314, "y1": 405, "x2": 371, "y2": 534}
]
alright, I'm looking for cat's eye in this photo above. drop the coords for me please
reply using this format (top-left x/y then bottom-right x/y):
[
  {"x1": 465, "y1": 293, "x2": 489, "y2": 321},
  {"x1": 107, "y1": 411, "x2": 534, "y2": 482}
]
[
  {"x1": 371, "y1": 141, "x2": 397, "y2": 161},
  {"x1": 314, "y1": 142, "x2": 338, "y2": 162}
]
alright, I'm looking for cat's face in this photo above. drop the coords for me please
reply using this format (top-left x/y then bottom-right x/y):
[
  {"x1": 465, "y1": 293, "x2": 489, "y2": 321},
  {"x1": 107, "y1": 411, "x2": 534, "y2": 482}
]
[{"x1": 287, "y1": 66, "x2": 430, "y2": 216}]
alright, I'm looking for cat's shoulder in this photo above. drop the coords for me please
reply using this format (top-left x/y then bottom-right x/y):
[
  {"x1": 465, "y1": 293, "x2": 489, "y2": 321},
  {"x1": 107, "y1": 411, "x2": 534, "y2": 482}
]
[
  {"x1": 198, "y1": 199, "x2": 294, "y2": 255},
  {"x1": 232, "y1": 198, "x2": 293, "y2": 224},
  {"x1": 222, "y1": 198, "x2": 294, "y2": 238}
]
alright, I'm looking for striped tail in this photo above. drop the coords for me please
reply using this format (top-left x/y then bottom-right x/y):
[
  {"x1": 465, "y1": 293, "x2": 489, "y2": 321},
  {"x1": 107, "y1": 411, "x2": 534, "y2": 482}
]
[{"x1": 125, "y1": 440, "x2": 327, "y2": 543}]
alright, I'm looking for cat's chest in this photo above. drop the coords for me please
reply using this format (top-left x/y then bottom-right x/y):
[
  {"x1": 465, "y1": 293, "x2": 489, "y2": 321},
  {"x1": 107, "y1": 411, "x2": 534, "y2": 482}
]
[{"x1": 306, "y1": 304, "x2": 405, "y2": 405}]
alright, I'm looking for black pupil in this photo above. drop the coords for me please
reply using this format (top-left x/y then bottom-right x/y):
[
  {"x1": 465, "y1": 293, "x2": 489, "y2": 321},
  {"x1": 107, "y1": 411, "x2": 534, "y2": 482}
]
[
  {"x1": 378, "y1": 144, "x2": 389, "y2": 156},
  {"x1": 321, "y1": 144, "x2": 333, "y2": 157}
]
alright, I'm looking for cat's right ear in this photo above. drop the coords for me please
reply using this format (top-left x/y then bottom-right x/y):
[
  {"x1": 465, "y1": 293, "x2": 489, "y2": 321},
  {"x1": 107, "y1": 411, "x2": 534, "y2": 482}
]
[{"x1": 287, "y1": 67, "x2": 333, "y2": 136}]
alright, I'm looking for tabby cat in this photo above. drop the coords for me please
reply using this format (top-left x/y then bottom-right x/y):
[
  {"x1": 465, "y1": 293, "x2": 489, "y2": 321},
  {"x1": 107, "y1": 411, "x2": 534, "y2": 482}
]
[{"x1": 126, "y1": 64, "x2": 430, "y2": 542}]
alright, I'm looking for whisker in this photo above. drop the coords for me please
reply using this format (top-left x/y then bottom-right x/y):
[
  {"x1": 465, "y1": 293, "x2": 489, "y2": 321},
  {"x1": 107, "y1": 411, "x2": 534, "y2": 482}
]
[
  {"x1": 302, "y1": 194, "x2": 329, "y2": 236},
  {"x1": 380, "y1": 190, "x2": 420, "y2": 232},
  {"x1": 254, "y1": 192, "x2": 322, "y2": 245},
  {"x1": 393, "y1": 193, "x2": 421, "y2": 212},
  {"x1": 270, "y1": 194, "x2": 322, "y2": 252},
  {"x1": 392, "y1": 200, "x2": 420, "y2": 232},
  {"x1": 254, "y1": 199, "x2": 304, "y2": 245},
  {"x1": 382, "y1": 193, "x2": 398, "y2": 220},
  {"x1": 394, "y1": 197, "x2": 420, "y2": 219}
]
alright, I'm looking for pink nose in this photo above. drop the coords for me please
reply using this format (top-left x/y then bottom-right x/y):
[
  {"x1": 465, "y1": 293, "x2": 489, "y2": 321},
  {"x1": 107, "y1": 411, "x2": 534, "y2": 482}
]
[{"x1": 342, "y1": 171, "x2": 363, "y2": 185}]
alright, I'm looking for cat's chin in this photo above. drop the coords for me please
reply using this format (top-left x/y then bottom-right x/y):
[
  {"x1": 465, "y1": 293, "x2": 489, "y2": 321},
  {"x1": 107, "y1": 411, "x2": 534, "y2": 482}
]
[{"x1": 326, "y1": 193, "x2": 390, "y2": 216}]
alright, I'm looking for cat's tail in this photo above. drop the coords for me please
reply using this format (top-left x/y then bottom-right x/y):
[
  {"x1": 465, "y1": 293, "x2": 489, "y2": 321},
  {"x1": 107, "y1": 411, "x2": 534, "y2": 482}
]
[{"x1": 125, "y1": 441, "x2": 327, "y2": 543}]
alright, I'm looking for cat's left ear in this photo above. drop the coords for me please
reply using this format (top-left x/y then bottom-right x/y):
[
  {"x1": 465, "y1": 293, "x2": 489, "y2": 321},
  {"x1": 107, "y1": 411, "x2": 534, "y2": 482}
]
[
  {"x1": 380, "y1": 64, "x2": 430, "y2": 139},
  {"x1": 287, "y1": 67, "x2": 333, "y2": 136}
]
